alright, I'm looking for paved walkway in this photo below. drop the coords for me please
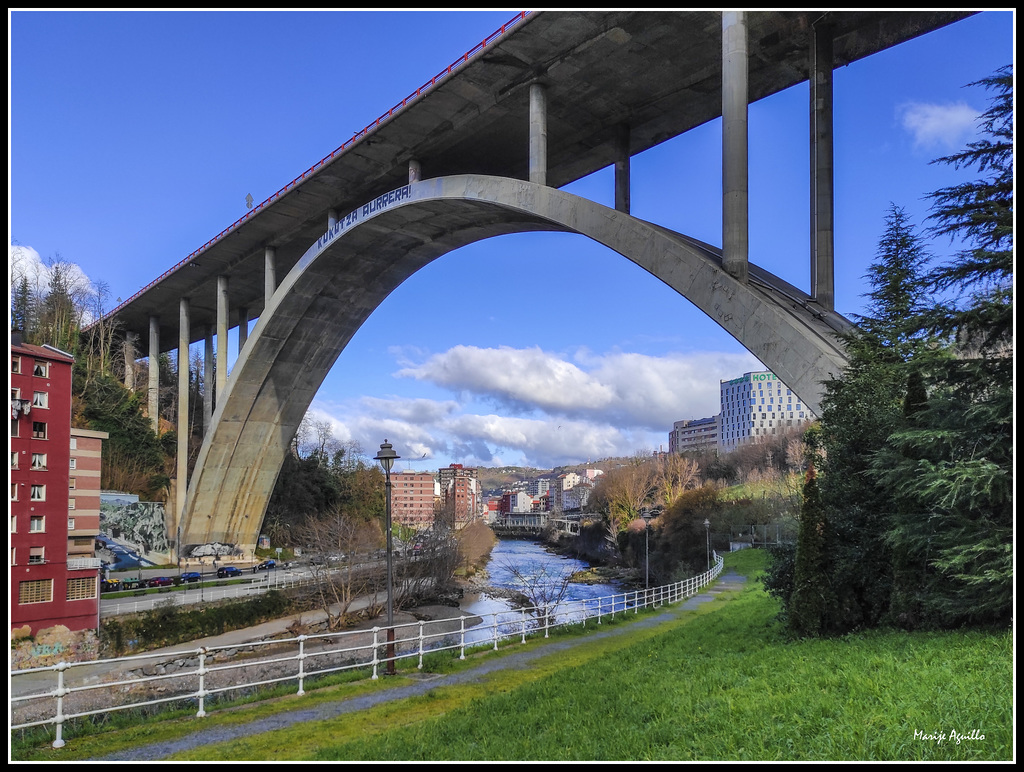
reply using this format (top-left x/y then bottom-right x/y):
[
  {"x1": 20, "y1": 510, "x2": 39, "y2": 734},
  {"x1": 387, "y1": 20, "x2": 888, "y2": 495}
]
[{"x1": 91, "y1": 570, "x2": 748, "y2": 761}]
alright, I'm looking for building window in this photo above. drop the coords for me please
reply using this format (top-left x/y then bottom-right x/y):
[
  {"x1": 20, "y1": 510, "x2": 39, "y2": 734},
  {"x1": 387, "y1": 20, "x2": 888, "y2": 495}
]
[
  {"x1": 11, "y1": 514, "x2": 16, "y2": 533},
  {"x1": 19, "y1": 579, "x2": 53, "y2": 604},
  {"x1": 10, "y1": 451, "x2": 18, "y2": 469},
  {"x1": 29, "y1": 516, "x2": 45, "y2": 533},
  {"x1": 69, "y1": 458, "x2": 77, "y2": 470},
  {"x1": 30, "y1": 484, "x2": 45, "y2": 501},
  {"x1": 69, "y1": 477, "x2": 76, "y2": 490},
  {"x1": 11, "y1": 483, "x2": 18, "y2": 502},
  {"x1": 68, "y1": 498, "x2": 76, "y2": 510},
  {"x1": 32, "y1": 421, "x2": 47, "y2": 439},
  {"x1": 28, "y1": 547, "x2": 45, "y2": 564},
  {"x1": 68, "y1": 517, "x2": 76, "y2": 531},
  {"x1": 32, "y1": 391, "x2": 48, "y2": 408},
  {"x1": 11, "y1": 418, "x2": 19, "y2": 438},
  {"x1": 31, "y1": 452, "x2": 47, "y2": 470},
  {"x1": 33, "y1": 362, "x2": 49, "y2": 378},
  {"x1": 67, "y1": 577, "x2": 97, "y2": 601},
  {"x1": 11, "y1": 355, "x2": 21, "y2": 374}
]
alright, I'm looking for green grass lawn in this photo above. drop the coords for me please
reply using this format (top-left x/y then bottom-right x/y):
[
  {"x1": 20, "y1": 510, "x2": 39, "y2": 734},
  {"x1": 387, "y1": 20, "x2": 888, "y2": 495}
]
[{"x1": 14, "y1": 550, "x2": 1012, "y2": 761}]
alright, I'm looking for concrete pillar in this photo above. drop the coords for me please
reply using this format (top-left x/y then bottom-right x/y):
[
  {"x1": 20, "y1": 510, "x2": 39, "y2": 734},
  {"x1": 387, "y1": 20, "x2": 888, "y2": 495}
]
[
  {"x1": 237, "y1": 306, "x2": 248, "y2": 353},
  {"x1": 264, "y1": 246, "x2": 277, "y2": 309},
  {"x1": 722, "y1": 11, "x2": 749, "y2": 283},
  {"x1": 810, "y1": 22, "x2": 836, "y2": 311},
  {"x1": 216, "y1": 275, "x2": 229, "y2": 400},
  {"x1": 529, "y1": 82, "x2": 548, "y2": 186},
  {"x1": 123, "y1": 332, "x2": 137, "y2": 390},
  {"x1": 204, "y1": 325, "x2": 214, "y2": 433},
  {"x1": 177, "y1": 298, "x2": 190, "y2": 535},
  {"x1": 328, "y1": 209, "x2": 338, "y2": 229},
  {"x1": 408, "y1": 159, "x2": 422, "y2": 183},
  {"x1": 148, "y1": 317, "x2": 160, "y2": 434},
  {"x1": 614, "y1": 124, "x2": 631, "y2": 214}
]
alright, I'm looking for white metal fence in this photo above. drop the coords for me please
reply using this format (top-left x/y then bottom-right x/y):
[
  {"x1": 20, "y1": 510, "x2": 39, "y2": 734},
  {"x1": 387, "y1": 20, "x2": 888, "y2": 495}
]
[{"x1": 13, "y1": 553, "x2": 723, "y2": 750}]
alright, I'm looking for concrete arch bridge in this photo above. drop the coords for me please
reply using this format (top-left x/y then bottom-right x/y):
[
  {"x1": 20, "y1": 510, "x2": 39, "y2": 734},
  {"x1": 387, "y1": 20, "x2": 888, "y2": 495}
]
[
  {"x1": 183, "y1": 175, "x2": 851, "y2": 554},
  {"x1": 91, "y1": 12, "x2": 973, "y2": 556}
]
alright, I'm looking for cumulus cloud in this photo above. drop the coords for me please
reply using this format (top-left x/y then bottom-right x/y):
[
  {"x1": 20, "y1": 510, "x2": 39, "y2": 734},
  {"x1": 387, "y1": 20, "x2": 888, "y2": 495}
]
[
  {"x1": 311, "y1": 344, "x2": 762, "y2": 469},
  {"x1": 898, "y1": 100, "x2": 979, "y2": 152},
  {"x1": 396, "y1": 345, "x2": 759, "y2": 430}
]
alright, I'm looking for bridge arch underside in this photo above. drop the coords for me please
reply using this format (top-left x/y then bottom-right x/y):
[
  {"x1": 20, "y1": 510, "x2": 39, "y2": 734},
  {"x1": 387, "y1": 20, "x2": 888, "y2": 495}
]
[{"x1": 182, "y1": 175, "x2": 850, "y2": 553}]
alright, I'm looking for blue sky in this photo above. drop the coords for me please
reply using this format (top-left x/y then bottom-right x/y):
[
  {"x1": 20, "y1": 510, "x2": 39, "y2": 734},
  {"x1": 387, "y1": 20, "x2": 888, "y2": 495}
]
[{"x1": 9, "y1": 10, "x2": 1014, "y2": 471}]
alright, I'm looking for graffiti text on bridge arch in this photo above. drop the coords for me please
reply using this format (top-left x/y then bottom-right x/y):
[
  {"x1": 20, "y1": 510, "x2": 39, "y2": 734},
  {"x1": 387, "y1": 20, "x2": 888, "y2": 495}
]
[{"x1": 316, "y1": 184, "x2": 413, "y2": 252}]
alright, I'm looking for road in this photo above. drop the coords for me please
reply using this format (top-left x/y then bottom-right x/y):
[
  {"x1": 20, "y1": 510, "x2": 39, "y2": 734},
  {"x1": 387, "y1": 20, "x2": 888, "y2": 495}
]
[{"x1": 99, "y1": 564, "x2": 312, "y2": 617}]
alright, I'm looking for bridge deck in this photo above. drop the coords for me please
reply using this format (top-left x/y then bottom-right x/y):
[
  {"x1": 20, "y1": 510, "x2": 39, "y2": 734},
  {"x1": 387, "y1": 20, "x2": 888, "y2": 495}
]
[{"x1": 103, "y1": 10, "x2": 972, "y2": 347}]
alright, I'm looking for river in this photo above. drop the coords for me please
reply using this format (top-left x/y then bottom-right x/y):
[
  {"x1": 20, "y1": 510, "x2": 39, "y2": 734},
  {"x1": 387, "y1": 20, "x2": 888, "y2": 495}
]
[{"x1": 458, "y1": 537, "x2": 627, "y2": 643}]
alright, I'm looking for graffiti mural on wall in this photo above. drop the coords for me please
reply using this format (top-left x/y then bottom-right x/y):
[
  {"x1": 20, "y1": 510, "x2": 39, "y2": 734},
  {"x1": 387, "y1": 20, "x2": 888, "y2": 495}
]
[
  {"x1": 99, "y1": 492, "x2": 171, "y2": 570},
  {"x1": 99, "y1": 492, "x2": 249, "y2": 569}
]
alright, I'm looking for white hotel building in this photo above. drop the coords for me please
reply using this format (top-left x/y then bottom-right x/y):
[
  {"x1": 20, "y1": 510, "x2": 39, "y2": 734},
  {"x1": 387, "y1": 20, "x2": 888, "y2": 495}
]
[{"x1": 718, "y1": 370, "x2": 816, "y2": 452}]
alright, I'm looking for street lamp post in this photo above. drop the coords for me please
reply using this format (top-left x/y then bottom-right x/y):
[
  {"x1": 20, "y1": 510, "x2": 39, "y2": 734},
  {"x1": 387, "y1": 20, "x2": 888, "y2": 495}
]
[
  {"x1": 641, "y1": 510, "x2": 653, "y2": 589},
  {"x1": 703, "y1": 518, "x2": 711, "y2": 572},
  {"x1": 374, "y1": 439, "x2": 400, "y2": 675}
]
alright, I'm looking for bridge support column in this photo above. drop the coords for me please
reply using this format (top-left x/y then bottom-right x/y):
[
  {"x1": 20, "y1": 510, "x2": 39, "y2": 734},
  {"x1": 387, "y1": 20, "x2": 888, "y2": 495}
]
[
  {"x1": 408, "y1": 159, "x2": 421, "y2": 183},
  {"x1": 615, "y1": 124, "x2": 631, "y2": 214},
  {"x1": 529, "y1": 82, "x2": 547, "y2": 186},
  {"x1": 237, "y1": 306, "x2": 248, "y2": 353},
  {"x1": 810, "y1": 21, "x2": 836, "y2": 311},
  {"x1": 148, "y1": 316, "x2": 160, "y2": 433},
  {"x1": 328, "y1": 209, "x2": 338, "y2": 229},
  {"x1": 204, "y1": 325, "x2": 214, "y2": 433},
  {"x1": 123, "y1": 331, "x2": 137, "y2": 390},
  {"x1": 722, "y1": 11, "x2": 749, "y2": 283},
  {"x1": 216, "y1": 275, "x2": 229, "y2": 400},
  {"x1": 177, "y1": 298, "x2": 190, "y2": 538},
  {"x1": 264, "y1": 246, "x2": 277, "y2": 308}
]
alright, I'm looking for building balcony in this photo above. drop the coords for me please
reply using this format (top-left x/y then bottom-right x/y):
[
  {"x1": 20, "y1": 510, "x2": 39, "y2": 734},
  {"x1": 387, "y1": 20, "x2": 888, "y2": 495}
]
[{"x1": 67, "y1": 557, "x2": 103, "y2": 570}]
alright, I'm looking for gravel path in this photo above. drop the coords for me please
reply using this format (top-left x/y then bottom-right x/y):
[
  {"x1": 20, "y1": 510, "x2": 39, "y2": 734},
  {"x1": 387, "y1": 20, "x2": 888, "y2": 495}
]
[{"x1": 92, "y1": 571, "x2": 747, "y2": 761}]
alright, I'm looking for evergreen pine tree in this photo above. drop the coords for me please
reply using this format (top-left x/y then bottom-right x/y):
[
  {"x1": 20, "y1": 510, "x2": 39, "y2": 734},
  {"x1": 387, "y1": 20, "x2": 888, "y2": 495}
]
[
  {"x1": 787, "y1": 426, "x2": 835, "y2": 636},
  {"x1": 813, "y1": 204, "x2": 936, "y2": 633},
  {"x1": 872, "y1": 66, "x2": 1013, "y2": 628}
]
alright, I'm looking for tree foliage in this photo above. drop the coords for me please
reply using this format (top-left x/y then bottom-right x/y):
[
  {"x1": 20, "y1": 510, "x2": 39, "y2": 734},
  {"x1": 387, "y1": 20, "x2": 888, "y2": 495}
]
[{"x1": 767, "y1": 66, "x2": 1013, "y2": 634}]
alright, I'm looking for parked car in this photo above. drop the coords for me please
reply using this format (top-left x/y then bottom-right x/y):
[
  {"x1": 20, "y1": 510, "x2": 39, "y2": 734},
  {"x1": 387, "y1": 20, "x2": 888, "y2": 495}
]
[
  {"x1": 254, "y1": 559, "x2": 277, "y2": 572},
  {"x1": 180, "y1": 571, "x2": 202, "y2": 583},
  {"x1": 147, "y1": 576, "x2": 173, "y2": 588},
  {"x1": 217, "y1": 566, "x2": 242, "y2": 578}
]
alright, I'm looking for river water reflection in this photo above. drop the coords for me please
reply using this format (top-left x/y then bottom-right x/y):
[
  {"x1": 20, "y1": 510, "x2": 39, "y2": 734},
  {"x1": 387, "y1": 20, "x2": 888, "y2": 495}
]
[{"x1": 458, "y1": 537, "x2": 627, "y2": 643}]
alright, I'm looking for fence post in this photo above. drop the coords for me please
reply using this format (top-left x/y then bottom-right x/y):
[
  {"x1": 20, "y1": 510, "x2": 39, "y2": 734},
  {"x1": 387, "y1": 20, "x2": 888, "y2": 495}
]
[
  {"x1": 371, "y1": 627, "x2": 381, "y2": 679},
  {"x1": 51, "y1": 662, "x2": 68, "y2": 748},
  {"x1": 196, "y1": 648, "x2": 208, "y2": 717},
  {"x1": 493, "y1": 614, "x2": 499, "y2": 650},
  {"x1": 296, "y1": 635, "x2": 306, "y2": 696},
  {"x1": 521, "y1": 609, "x2": 527, "y2": 644},
  {"x1": 459, "y1": 617, "x2": 467, "y2": 660},
  {"x1": 417, "y1": 621, "x2": 425, "y2": 670}
]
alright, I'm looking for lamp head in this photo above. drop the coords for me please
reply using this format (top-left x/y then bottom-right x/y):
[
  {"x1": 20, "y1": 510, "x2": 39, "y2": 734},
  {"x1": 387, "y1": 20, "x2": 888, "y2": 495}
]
[{"x1": 375, "y1": 439, "x2": 400, "y2": 473}]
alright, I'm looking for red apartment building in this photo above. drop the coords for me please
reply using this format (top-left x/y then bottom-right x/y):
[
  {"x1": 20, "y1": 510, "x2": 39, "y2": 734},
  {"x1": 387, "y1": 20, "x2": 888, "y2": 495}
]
[
  {"x1": 11, "y1": 337, "x2": 103, "y2": 635},
  {"x1": 438, "y1": 464, "x2": 481, "y2": 529},
  {"x1": 391, "y1": 470, "x2": 436, "y2": 529}
]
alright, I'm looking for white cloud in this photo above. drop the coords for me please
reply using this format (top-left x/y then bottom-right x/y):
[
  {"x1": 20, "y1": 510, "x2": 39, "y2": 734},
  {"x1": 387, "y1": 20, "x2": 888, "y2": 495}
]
[
  {"x1": 9, "y1": 244, "x2": 101, "y2": 324},
  {"x1": 396, "y1": 345, "x2": 759, "y2": 429},
  {"x1": 898, "y1": 101, "x2": 979, "y2": 152},
  {"x1": 311, "y1": 345, "x2": 763, "y2": 469}
]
